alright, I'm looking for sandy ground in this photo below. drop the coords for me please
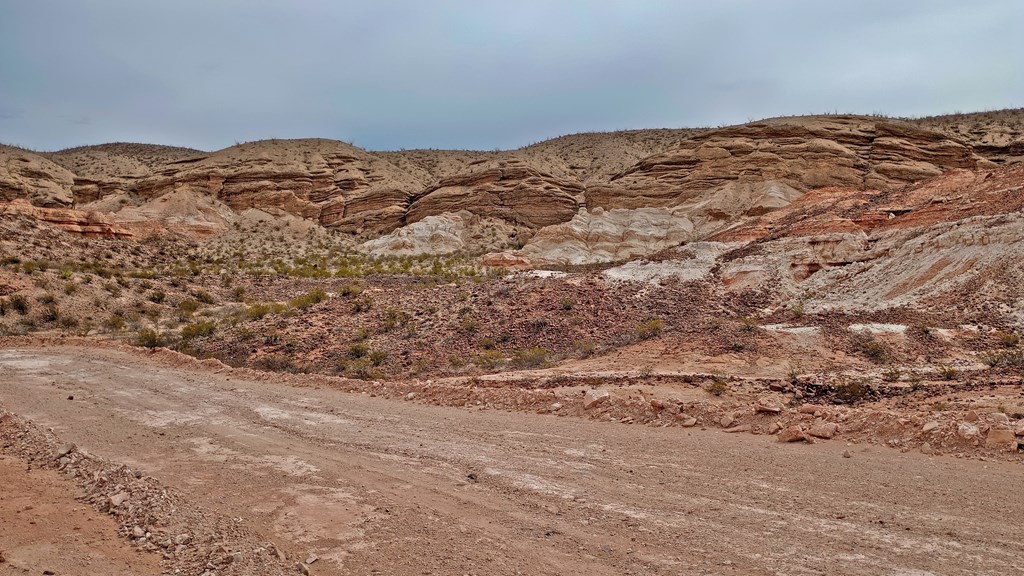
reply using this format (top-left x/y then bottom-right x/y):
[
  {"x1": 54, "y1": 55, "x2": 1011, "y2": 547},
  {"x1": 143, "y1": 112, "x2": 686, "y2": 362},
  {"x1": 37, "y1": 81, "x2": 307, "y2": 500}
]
[
  {"x1": 1, "y1": 346, "x2": 1023, "y2": 576},
  {"x1": 0, "y1": 454, "x2": 162, "y2": 576}
]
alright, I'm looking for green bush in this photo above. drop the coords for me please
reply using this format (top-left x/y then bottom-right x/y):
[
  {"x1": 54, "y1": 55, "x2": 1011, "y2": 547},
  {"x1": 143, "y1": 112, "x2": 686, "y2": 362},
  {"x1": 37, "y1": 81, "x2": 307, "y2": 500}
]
[
  {"x1": 511, "y1": 347, "x2": 549, "y2": 369},
  {"x1": 181, "y1": 320, "x2": 216, "y2": 340},
  {"x1": 288, "y1": 288, "x2": 326, "y2": 310},
  {"x1": 635, "y1": 318, "x2": 665, "y2": 340},
  {"x1": 134, "y1": 328, "x2": 164, "y2": 349}
]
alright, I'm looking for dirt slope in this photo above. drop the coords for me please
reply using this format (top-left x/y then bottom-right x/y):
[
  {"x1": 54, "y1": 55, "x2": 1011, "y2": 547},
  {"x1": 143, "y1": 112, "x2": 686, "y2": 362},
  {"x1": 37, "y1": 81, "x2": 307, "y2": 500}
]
[{"x1": 2, "y1": 345, "x2": 1022, "y2": 576}]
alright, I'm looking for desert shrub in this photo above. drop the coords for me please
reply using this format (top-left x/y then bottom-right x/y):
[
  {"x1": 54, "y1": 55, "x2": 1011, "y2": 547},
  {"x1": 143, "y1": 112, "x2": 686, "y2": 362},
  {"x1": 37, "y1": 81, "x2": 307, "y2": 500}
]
[
  {"x1": 352, "y1": 296, "x2": 373, "y2": 313},
  {"x1": 997, "y1": 331, "x2": 1021, "y2": 348},
  {"x1": 193, "y1": 289, "x2": 216, "y2": 305},
  {"x1": 231, "y1": 286, "x2": 246, "y2": 302},
  {"x1": 41, "y1": 305, "x2": 59, "y2": 323},
  {"x1": 148, "y1": 290, "x2": 166, "y2": 304},
  {"x1": 256, "y1": 354, "x2": 294, "y2": 371},
  {"x1": 368, "y1": 350, "x2": 388, "y2": 366},
  {"x1": 133, "y1": 328, "x2": 164, "y2": 349},
  {"x1": 0, "y1": 298, "x2": 6, "y2": 316},
  {"x1": 981, "y1": 349, "x2": 1024, "y2": 369},
  {"x1": 178, "y1": 297, "x2": 199, "y2": 315},
  {"x1": 37, "y1": 293, "x2": 56, "y2": 305},
  {"x1": 854, "y1": 334, "x2": 890, "y2": 363},
  {"x1": 380, "y1": 309, "x2": 410, "y2": 332},
  {"x1": 348, "y1": 342, "x2": 369, "y2": 359},
  {"x1": 339, "y1": 283, "x2": 362, "y2": 297},
  {"x1": 181, "y1": 320, "x2": 217, "y2": 340},
  {"x1": 479, "y1": 337, "x2": 496, "y2": 350},
  {"x1": 704, "y1": 378, "x2": 729, "y2": 396},
  {"x1": 473, "y1": 350, "x2": 505, "y2": 369},
  {"x1": 104, "y1": 314, "x2": 126, "y2": 332},
  {"x1": 244, "y1": 302, "x2": 271, "y2": 320},
  {"x1": 635, "y1": 318, "x2": 665, "y2": 340},
  {"x1": 938, "y1": 365, "x2": 959, "y2": 380},
  {"x1": 560, "y1": 298, "x2": 576, "y2": 311},
  {"x1": 881, "y1": 367, "x2": 902, "y2": 382},
  {"x1": 511, "y1": 347, "x2": 549, "y2": 369},
  {"x1": 460, "y1": 316, "x2": 479, "y2": 333},
  {"x1": 288, "y1": 288, "x2": 326, "y2": 310},
  {"x1": 58, "y1": 315, "x2": 79, "y2": 330},
  {"x1": 63, "y1": 282, "x2": 78, "y2": 295},
  {"x1": 574, "y1": 340, "x2": 597, "y2": 357},
  {"x1": 833, "y1": 378, "x2": 872, "y2": 404}
]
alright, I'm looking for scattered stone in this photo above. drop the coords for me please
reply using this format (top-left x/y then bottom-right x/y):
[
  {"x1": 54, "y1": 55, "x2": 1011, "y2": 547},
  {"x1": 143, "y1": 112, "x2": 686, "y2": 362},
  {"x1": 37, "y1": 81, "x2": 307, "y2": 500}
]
[
  {"x1": 680, "y1": 416, "x2": 698, "y2": 427},
  {"x1": 778, "y1": 426, "x2": 805, "y2": 443},
  {"x1": 921, "y1": 421, "x2": 939, "y2": 433},
  {"x1": 405, "y1": 392, "x2": 416, "y2": 400},
  {"x1": 232, "y1": 552, "x2": 243, "y2": 563},
  {"x1": 808, "y1": 422, "x2": 839, "y2": 439},
  {"x1": 957, "y1": 422, "x2": 979, "y2": 439},
  {"x1": 986, "y1": 428, "x2": 1017, "y2": 451},
  {"x1": 964, "y1": 410, "x2": 979, "y2": 422},
  {"x1": 920, "y1": 442, "x2": 933, "y2": 455},
  {"x1": 297, "y1": 562, "x2": 310, "y2": 575},
  {"x1": 724, "y1": 424, "x2": 751, "y2": 433},
  {"x1": 66, "y1": 395, "x2": 74, "y2": 400},
  {"x1": 798, "y1": 404, "x2": 819, "y2": 415},
  {"x1": 132, "y1": 526, "x2": 146, "y2": 539},
  {"x1": 719, "y1": 414, "x2": 735, "y2": 428},
  {"x1": 1015, "y1": 422, "x2": 1024, "y2": 437},
  {"x1": 108, "y1": 491, "x2": 129, "y2": 508},
  {"x1": 305, "y1": 553, "x2": 319, "y2": 564},
  {"x1": 989, "y1": 412, "x2": 1009, "y2": 424},
  {"x1": 55, "y1": 443, "x2": 76, "y2": 458},
  {"x1": 754, "y1": 399, "x2": 783, "y2": 414},
  {"x1": 549, "y1": 402, "x2": 563, "y2": 412},
  {"x1": 174, "y1": 533, "x2": 191, "y2": 545},
  {"x1": 582, "y1": 389, "x2": 610, "y2": 409},
  {"x1": 842, "y1": 450, "x2": 852, "y2": 458}
]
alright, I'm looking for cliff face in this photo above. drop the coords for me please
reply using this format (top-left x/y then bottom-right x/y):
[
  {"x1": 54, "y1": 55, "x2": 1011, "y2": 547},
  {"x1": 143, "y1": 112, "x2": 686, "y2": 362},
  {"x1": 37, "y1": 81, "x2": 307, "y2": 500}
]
[
  {"x1": 0, "y1": 146, "x2": 76, "y2": 208},
  {"x1": 587, "y1": 116, "x2": 989, "y2": 210},
  {"x1": 406, "y1": 160, "x2": 583, "y2": 229},
  {"x1": 1, "y1": 111, "x2": 1019, "y2": 248}
]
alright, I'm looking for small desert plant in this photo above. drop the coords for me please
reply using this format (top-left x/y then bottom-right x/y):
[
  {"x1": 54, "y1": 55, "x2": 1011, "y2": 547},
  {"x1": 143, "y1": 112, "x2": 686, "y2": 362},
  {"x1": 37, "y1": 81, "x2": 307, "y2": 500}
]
[
  {"x1": 560, "y1": 298, "x2": 576, "y2": 311},
  {"x1": 289, "y1": 288, "x2": 326, "y2": 310},
  {"x1": 148, "y1": 290, "x2": 166, "y2": 304},
  {"x1": 338, "y1": 283, "x2": 362, "y2": 297},
  {"x1": 997, "y1": 331, "x2": 1021, "y2": 348},
  {"x1": 704, "y1": 378, "x2": 729, "y2": 396},
  {"x1": 473, "y1": 350, "x2": 505, "y2": 369},
  {"x1": 193, "y1": 289, "x2": 216, "y2": 305},
  {"x1": 180, "y1": 320, "x2": 216, "y2": 340},
  {"x1": 881, "y1": 367, "x2": 902, "y2": 382},
  {"x1": 833, "y1": 378, "x2": 872, "y2": 404},
  {"x1": 368, "y1": 349, "x2": 388, "y2": 366},
  {"x1": 635, "y1": 318, "x2": 665, "y2": 340},
  {"x1": 347, "y1": 342, "x2": 369, "y2": 359},
  {"x1": 854, "y1": 334, "x2": 890, "y2": 364},
  {"x1": 937, "y1": 365, "x2": 959, "y2": 380},
  {"x1": 511, "y1": 347, "x2": 549, "y2": 369},
  {"x1": 104, "y1": 314, "x2": 126, "y2": 332},
  {"x1": 133, "y1": 328, "x2": 164, "y2": 349},
  {"x1": 573, "y1": 339, "x2": 597, "y2": 357}
]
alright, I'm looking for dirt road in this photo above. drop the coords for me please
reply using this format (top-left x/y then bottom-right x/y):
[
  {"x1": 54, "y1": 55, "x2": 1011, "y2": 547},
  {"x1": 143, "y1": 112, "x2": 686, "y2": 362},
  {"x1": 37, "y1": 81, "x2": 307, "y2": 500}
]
[{"x1": 1, "y1": 345, "x2": 1022, "y2": 575}]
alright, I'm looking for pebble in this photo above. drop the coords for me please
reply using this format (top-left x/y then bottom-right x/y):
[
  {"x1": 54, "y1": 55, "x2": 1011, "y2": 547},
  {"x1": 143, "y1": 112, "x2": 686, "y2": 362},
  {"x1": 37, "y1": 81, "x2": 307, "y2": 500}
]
[
  {"x1": 55, "y1": 443, "x2": 76, "y2": 458},
  {"x1": 549, "y1": 402, "x2": 563, "y2": 412},
  {"x1": 807, "y1": 422, "x2": 839, "y2": 439},
  {"x1": 719, "y1": 414, "x2": 735, "y2": 428},
  {"x1": 920, "y1": 442, "x2": 933, "y2": 455},
  {"x1": 305, "y1": 553, "x2": 319, "y2": 564},
  {"x1": 842, "y1": 450, "x2": 852, "y2": 458},
  {"x1": 680, "y1": 416, "x2": 698, "y2": 427},
  {"x1": 921, "y1": 421, "x2": 939, "y2": 433}
]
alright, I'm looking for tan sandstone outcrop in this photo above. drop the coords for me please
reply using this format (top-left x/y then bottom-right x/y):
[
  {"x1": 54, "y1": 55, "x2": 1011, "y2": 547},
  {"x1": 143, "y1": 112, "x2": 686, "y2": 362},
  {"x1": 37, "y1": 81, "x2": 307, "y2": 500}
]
[
  {"x1": 131, "y1": 139, "x2": 425, "y2": 234},
  {"x1": 0, "y1": 146, "x2": 75, "y2": 207},
  {"x1": 406, "y1": 159, "x2": 582, "y2": 229},
  {"x1": 587, "y1": 116, "x2": 991, "y2": 211}
]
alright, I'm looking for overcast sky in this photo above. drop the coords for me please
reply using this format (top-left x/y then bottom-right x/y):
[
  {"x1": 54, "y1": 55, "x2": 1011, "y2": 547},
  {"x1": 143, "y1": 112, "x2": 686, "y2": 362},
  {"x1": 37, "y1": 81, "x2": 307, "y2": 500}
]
[{"x1": 1, "y1": 0, "x2": 1022, "y2": 152}]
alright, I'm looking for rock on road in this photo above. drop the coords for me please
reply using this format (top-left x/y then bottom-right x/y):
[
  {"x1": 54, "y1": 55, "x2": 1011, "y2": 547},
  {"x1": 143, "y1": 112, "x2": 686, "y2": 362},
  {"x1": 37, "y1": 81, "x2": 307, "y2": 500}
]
[{"x1": 1, "y1": 346, "x2": 1022, "y2": 575}]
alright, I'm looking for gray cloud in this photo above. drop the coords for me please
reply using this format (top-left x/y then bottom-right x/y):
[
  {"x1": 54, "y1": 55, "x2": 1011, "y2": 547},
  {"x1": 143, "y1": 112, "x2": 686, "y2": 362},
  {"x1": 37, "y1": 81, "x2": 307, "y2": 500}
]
[{"x1": 1, "y1": 0, "x2": 1021, "y2": 151}]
